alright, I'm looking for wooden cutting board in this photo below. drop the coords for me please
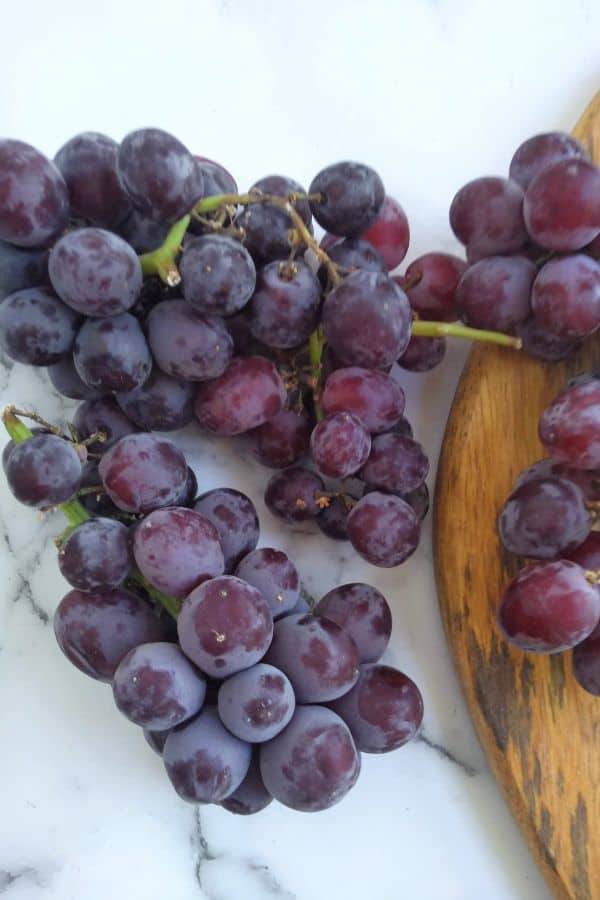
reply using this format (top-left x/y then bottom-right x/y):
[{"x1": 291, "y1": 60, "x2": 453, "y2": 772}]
[{"x1": 433, "y1": 94, "x2": 600, "y2": 900}]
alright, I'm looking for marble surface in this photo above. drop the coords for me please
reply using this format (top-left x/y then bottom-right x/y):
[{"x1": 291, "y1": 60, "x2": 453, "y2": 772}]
[{"x1": 2, "y1": 1, "x2": 600, "y2": 898}]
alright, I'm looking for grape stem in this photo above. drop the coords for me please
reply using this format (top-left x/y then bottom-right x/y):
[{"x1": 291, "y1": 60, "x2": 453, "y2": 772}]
[
  {"x1": 139, "y1": 214, "x2": 191, "y2": 286},
  {"x1": 308, "y1": 326, "x2": 325, "y2": 421},
  {"x1": 2, "y1": 406, "x2": 181, "y2": 620},
  {"x1": 411, "y1": 320, "x2": 522, "y2": 349}
]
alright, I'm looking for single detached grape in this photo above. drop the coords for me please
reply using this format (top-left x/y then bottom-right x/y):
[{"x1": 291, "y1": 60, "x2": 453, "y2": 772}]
[
  {"x1": 221, "y1": 755, "x2": 273, "y2": 815},
  {"x1": 517, "y1": 317, "x2": 581, "y2": 362},
  {"x1": 144, "y1": 728, "x2": 171, "y2": 756},
  {"x1": 98, "y1": 433, "x2": 188, "y2": 513},
  {"x1": 531, "y1": 254, "x2": 600, "y2": 339},
  {"x1": 259, "y1": 705, "x2": 360, "y2": 812},
  {"x1": 322, "y1": 270, "x2": 412, "y2": 369},
  {"x1": 235, "y1": 548, "x2": 300, "y2": 619},
  {"x1": 6, "y1": 433, "x2": 82, "y2": 508},
  {"x1": 309, "y1": 161, "x2": 385, "y2": 236},
  {"x1": 181, "y1": 234, "x2": 256, "y2": 316},
  {"x1": 116, "y1": 369, "x2": 195, "y2": 432},
  {"x1": 217, "y1": 663, "x2": 295, "y2": 742},
  {"x1": 147, "y1": 299, "x2": 233, "y2": 382},
  {"x1": 58, "y1": 517, "x2": 131, "y2": 591},
  {"x1": 54, "y1": 587, "x2": 165, "y2": 681},
  {"x1": 499, "y1": 560, "x2": 600, "y2": 653},
  {"x1": 73, "y1": 395, "x2": 138, "y2": 453},
  {"x1": 403, "y1": 252, "x2": 466, "y2": 322},
  {"x1": 250, "y1": 408, "x2": 312, "y2": 469},
  {"x1": 194, "y1": 356, "x2": 286, "y2": 435},
  {"x1": 193, "y1": 488, "x2": 259, "y2": 571},
  {"x1": 311, "y1": 412, "x2": 371, "y2": 479},
  {"x1": 398, "y1": 335, "x2": 446, "y2": 372},
  {"x1": 539, "y1": 380, "x2": 600, "y2": 469},
  {"x1": 133, "y1": 506, "x2": 224, "y2": 599},
  {"x1": 321, "y1": 367, "x2": 405, "y2": 434},
  {"x1": 326, "y1": 238, "x2": 387, "y2": 274},
  {"x1": 572, "y1": 622, "x2": 600, "y2": 696},
  {"x1": 264, "y1": 613, "x2": 359, "y2": 703},
  {"x1": 0, "y1": 287, "x2": 79, "y2": 365},
  {"x1": 316, "y1": 493, "x2": 356, "y2": 541},
  {"x1": 523, "y1": 158, "x2": 600, "y2": 250},
  {"x1": 455, "y1": 255, "x2": 534, "y2": 333},
  {"x1": 247, "y1": 259, "x2": 321, "y2": 349},
  {"x1": 0, "y1": 240, "x2": 48, "y2": 300},
  {"x1": 361, "y1": 433, "x2": 429, "y2": 495},
  {"x1": 509, "y1": 132, "x2": 587, "y2": 190},
  {"x1": 73, "y1": 312, "x2": 152, "y2": 393},
  {"x1": 0, "y1": 138, "x2": 69, "y2": 247},
  {"x1": 47, "y1": 355, "x2": 97, "y2": 400},
  {"x1": 177, "y1": 575, "x2": 273, "y2": 678},
  {"x1": 330, "y1": 664, "x2": 423, "y2": 753},
  {"x1": 359, "y1": 195, "x2": 410, "y2": 270},
  {"x1": 264, "y1": 467, "x2": 325, "y2": 522},
  {"x1": 450, "y1": 176, "x2": 527, "y2": 260},
  {"x1": 112, "y1": 642, "x2": 207, "y2": 730},
  {"x1": 347, "y1": 492, "x2": 420, "y2": 567},
  {"x1": 315, "y1": 583, "x2": 392, "y2": 663},
  {"x1": 163, "y1": 707, "x2": 251, "y2": 803},
  {"x1": 236, "y1": 174, "x2": 312, "y2": 265}
]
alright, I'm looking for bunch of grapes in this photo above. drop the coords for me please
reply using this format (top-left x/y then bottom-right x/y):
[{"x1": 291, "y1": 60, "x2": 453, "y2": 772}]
[{"x1": 496, "y1": 375, "x2": 600, "y2": 695}]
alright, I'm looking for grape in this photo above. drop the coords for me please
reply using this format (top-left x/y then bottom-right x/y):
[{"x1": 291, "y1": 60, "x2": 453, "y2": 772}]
[
  {"x1": 175, "y1": 466, "x2": 198, "y2": 507},
  {"x1": 539, "y1": 380, "x2": 600, "y2": 469},
  {"x1": 98, "y1": 433, "x2": 188, "y2": 513},
  {"x1": 146, "y1": 299, "x2": 232, "y2": 382},
  {"x1": 259, "y1": 705, "x2": 360, "y2": 812},
  {"x1": 221, "y1": 754, "x2": 273, "y2": 815},
  {"x1": 402, "y1": 252, "x2": 466, "y2": 322},
  {"x1": 498, "y1": 560, "x2": 600, "y2": 653},
  {"x1": 309, "y1": 161, "x2": 385, "y2": 236},
  {"x1": 347, "y1": 491, "x2": 420, "y2": 567},
  {"x1": 193, "y1": 488, "x2": 259, "y2": 571},
  {"x1": 455, "y1": 256, "x2": 534, "y2": 333},
  {"x1": 181, "y1": 234, "x2": 256, "y2": 316},
  {"x1": 317, "y1": 494, "x2": 356, "y2": 541},
  {"x1": 361, "y1": 433, "x2": 429, "y2": 494},
  {"x1": 235, "y1": 548, "x2": 299, "y2": 618},
  {"x1": 194, "y1": 156, "x2": 237, "y2": 197},
  {"x1": 264, "y1": 613, "x2": 359, "y2": 702},
  {"x1": 330, "y1": 664, "x2": 423, "y2": 752},
  {"x1": 264, "y1": 467, "x2": 325, "y2": 522},
  {"x1": 402, "y1": 482, "x2": 430, "y2": 522},
  {"x1": 572, "y1": 622, "x2": 600, "y2": 695},
  {"x1": 517, "y1": 317, "x2": 581, "y2": 361},
  {"x1": 397, "y1": 336, "x2": 446, "y2": 372},
  {"x1": 217, "y1": 663, "x2": 295, "y2": 742},
  {"x1": 563, "y1": 531, "x2": 600, "y2": 570},
  {"x1": 0, "y1": 139, "x2": 69, "y2": 247},
  {"x1": 117, "y1": 210, "x2": 170, "y2": 253},
  {"x1": 177, "y1": 575, "x2": 273, "y2": 678},
  {"x1": 133, "y1": 507, "x2": 224, "y2": 598},
  {"x1": 322, "y1": 270, "x2": 412, "y2": 369},
  {"x1": 514, "y1": 458, "x2": 600, "y2": 501},
  {"x1": 54, "y1": 132, "x2": 131, "y2": 228},
  {"x1": 250, "y1": 408, "x2": 312, "y2": 469},
  {"x1": 47, "y1": 355, "x2": 97, "y2": 400},
  {"x1": 117, "y1": 128, "x2": 203, "y2": 223},
  {"x1": 54, "y1": 587, "x2": 165, "y2": 681},
  {"x1": 163, "y1": 706, "x2": 251, "y2": 803},
  {"x1": 0, "y1": 240, "x2": 47, "y2": 299},
  {"x1": 194, "y1": 356, "x2": 286, "y2": 435},
  {"x1": 523, "y1": 158, "x2": 600, "y2": 250},
  {"x1": 73, "y1": 312, "x2": 152, "y2": 393},
  {"x1": 78, "y1": 460, "x2": 120, "y2": 517},
  {"x1": 358, "y1": 195, "x2": 410, "y2": 270},
  {"x1": 326, "y1": 238, "x2": 387, "y2": 274},
  {"x1": 310, "y1": 412, "x2": 371, "y2": 479},
  {"x1": 236, "y1": 175, "x2": 312, "y2": 265},
  {"x1": 144, "y1": 728, "x2": 171, "y2": 756},
  {"x1": 58, "y1": 517, "x2": 131, "y2": 591},
  {"x1": 315, "y1": 583, "x2": 391, "y2": 664},
  {"x1": 112, "y1": 642, "x2": 207, "y2": 730},
  {"x1": 449, "y1": 176, "x2": 527, "y2": 260},
  {"x1": 390, "y1": 415, "x2": 413, "y2": 438},
  {"x1": 49, "y1": 228, "x2": 142, "y2": 317},
  {"x1": 6, "y1": 433, "x2": 82, "y2": 508},
  {"x1": 321, "y1": 367, "x2": 405, "y2": 434},
  {"x1": 531, "y1": 254, "x2": 600, "y2": 339},
  {"x1": 498, "y1": 476, "x2": 590, "y2": 559},
  {"x1": 73, "y1": 395, "x2": 137, "y2": 454},
  {"x1": 116, "y1": 369, "x2": 195, "y2": 432},
  {"x1": 509, "y1": 132, "x2": 587, "y2": 190},
  {"x1": 0, "y1": 287, "x2": 79, "y2": 365},
  {"x1": 247, "y1": 259, "x2": 321, "y2": 349}
]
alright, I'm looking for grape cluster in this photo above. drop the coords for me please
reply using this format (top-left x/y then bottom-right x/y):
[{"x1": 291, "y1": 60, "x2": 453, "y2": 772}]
[{"x1": 497, "y1": 374, "x2": 600, "y2": 695}]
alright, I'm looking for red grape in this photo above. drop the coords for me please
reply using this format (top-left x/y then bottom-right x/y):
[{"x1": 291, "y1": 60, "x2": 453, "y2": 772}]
[
  {"x1": 98, "y1": 433, "x2": 188, "y2": 513},
  {"x1": 539, "y1": 380, "x2": 600, "y2": 469},
  {"x1": 264, "y1": 467, "x2": 325, "y2": 522},
  {"x1": 403, "y1": 252, "x2": 466, "y2": 322},
  {"x1": 359, "y1": 195, "x2": 410, "y2": 270},
  {"x1": 456, "y1": 255, "x2": 534, "y2": 333},
  {"x1": 0, "y1": 139, "x2": 69, "y2": 247},
  {"x1": 321, "y1": 366, "x2": 405, "y2": 434},
  {"x1": 449, "y1": 177, "x2": 527, "y2": 260},
  {"x1": 531, "y1": 254, "x2": 600, "y2": 338},
  {"x1": 315, "y1": 583, "x2": 392, "y2": 663},
  {"x1": 235, "y1": 548, "x2": 299, "y2": 619},
  {"x1": 310, "y1": 411, "x2": 371, "y2": 479},
  {"x1": 194, "y1": 356, "x2": 286, "y2": 435},
  {"x1": 523, "y1": 158, "x2": 600, "y2": 250},
  {"x1": 6, "y1": 433, "x2": 82, "y2": 508},
  {"x1": 217, "y1": 662, "x2": 295, "y2": 742},
  {"x1": 509, "y1": 131, "x2": 587, "y2": 190},
  {"x1": 347, "y1": 492, "x2": 420, "y2": 567},
  {"x1": 59, "y1": 517, "x2": 132, "y2": 591},
  {"x1": 193, "y1": 488, "x2": 259, "y2": 571},
  {"x1": 361, "y1": 433, "x2": 429, "y2": 494}
]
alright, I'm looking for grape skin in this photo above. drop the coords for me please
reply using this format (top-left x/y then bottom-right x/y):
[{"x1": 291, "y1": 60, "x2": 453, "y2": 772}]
[
  {"x1": 116, "y1": 369, "x2": 196, "y2": 432},
  {"x1": 0, "y1": 240, "x2": 48, "y2": 300},
  {"x1": 509, "y1": 132, "x2": 587, "y2": 190},
  {"x1": 321, "y1": 367, "x2": 405, "y2": 435},
  {"x1": 264, "y1": 467, "x2": 325, "y2": 522},
  {"x1": 359, "y1": 195, "x2": 410, "y2": 270},
  {"x1": 247, "y1": 259, "x2": 321, "y2": 349},
  {"x1": 538, "y1": 380, "x2": 600, "y2": 469},
  {"x1": 117, "y1": 210, "x2": 170, "y2": 254},
  {"x1": 147, "y1": 299, "x2": 233, "y2": 383},
  {"x1": 194, "y1": 356, "x2": 286, "y2": 435},
  {"x1": 531, "y1": 254, "x2": 600, "y2": 339},
  {"x1": 309, "y1": 161, "x2": 385, "y2": 236},
  {"x1": 455, "y1": 256, "x2": 534, "y2": 333},
  {"x1": 73, "y1": 395, "x2": 138, "y2": 453},
  {"x1": 403, "y1": 252, "x2": 466, "y2": 322},
  {"x1": 449, "y1": 176, "x2": 527, "y2": 261},
  {"x1": 311, "y1": 412, "x2": 371, "y2": 479},
  {"x1": 181, "y1": 234, "x2": 256, "y2": 316},
  {"x1": 347, "y1": 491, "x2": 420, "y2": 567},
  {"x1": 361, "y1": 433, "x2": 429, "y2": 495},
  {"x1": 315, "y1": 583, "x2": 392, "y2": 664},
  {"x1": 73, "y1": 312, "x2": 152, "y2": 393},
  {"x1": 217, "y1": 662, "x2": 295, "y2": 742},
  {"x1": 98, "y1": 433, "x2": 188, "y2": 513},
  {"x1": 193, "y1": 488, "x2": 259, "y2": 572},
  {"x1": 47, "y1": 355, "x2": 97, "y2": 400},
  {"x1": 6, "y1": 433, "x2": 82, "y2": 508},
  {"x1": 221, "y1": 754, "x2": 273, "y2": 815},
  {"x1": 523, "y1": 158, "x2": 600, "y2": 251},
  {"x1": 236, "y1": 175, "x2": 312, "y2": 265},
  {"x1": 517, "y1": 317, "x2": 581, "y2": 362},
  {"x1": 235, "y1": 548, "x2": 299, "y2": 618},
  {"x1": 250, "y1": 408, "x2": 312, "y2": 469},
  {"x1": 0, "y1": 139, "x2": 69, "y2": 247},
  {"x1": 0, "y1": 287, "x2": 80, "y2": 366},
  {"x1": 398, "y1": 336, "x2": 446, "y2": 372},
  {"x1": 326, "y1": 238, "x2": 387, "y2": 275},
  {"x1": 59, "y1": 517, "x2": 132, "y2": 591}
]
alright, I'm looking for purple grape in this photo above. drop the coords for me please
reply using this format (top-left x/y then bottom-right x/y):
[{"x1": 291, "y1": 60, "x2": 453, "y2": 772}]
[
  {"x1": 193, "y1": 488, "x2": 259, "y2": 571},
  {"x1": 259, "y1": 705, "x2": 360, "y2": 812},
  {"x1": 0, "y1": 240, "x2": 48, "y2": 300},
  {"x1": 403, "y1": 253, "x2": 466, "y2": 322},
  {"x1": 247, "y1": 259, "x2": 321, "y2": 349},
  {"x1": 236, "y1": 175, "x2": 312, "y2": 265},
  {"x1": 58, "y1": 517, "x2": 131, "y2": 591},
  {"x1": 330, "y1": 664, "x2": 423, "y2": 752},
  {"x1": 0, "y1": 287, "x2": 79, "y2": 365},
  {"x1": 517, "y1": 317, "x2": 582, "y2": 361},
  {"x1": 146, "y1": 299, "x2": 233, "y2": 382},
  {"x1": 531, "y1": 254, "x2": 600, "y2": 338},
  {"x1": 54, "y1": 587, "x2": 165, "y2": 681},
  {"x1": 78, "y1": 460, "x2": 120, "y2": 516},
  {"x1": 563, "y1": 531, "x2": 600, "y2": 570},
  {"x1": 0, "y1": 139, "x2": 69, "y2": 247},
  {"x1": 499, "y1": 560, "x2": 600, "y2": 653},
  {"x1": 54, "y1": 132, "x2": 131, "y2": 228},
  {"x1": 6, "y1": 433, "x2": 82, "y2": 508},
  {"x1": 402, "y1": 482, "x2": 430, "y2": 522},
  {"x1": 572, "y1": 622, "x2": 600, "y2": 695},
  {"x1": 116, "y1": 369, "x2": 195, "y2": 431},
  {"x1": 117, "y1": 210, "x2": 170, "y2": 253},
  {"x1": 264, "y1": 467, "x2": 325, "y2": 522},
  {"x1": 177, "y1": 575, "x2": 273, "y2": 678},
  {"x1": 310, "y1": 412, "x2": 371, "y2": 479},
  {"x1": 361, "y1": 433, "x2": 429, "y2": 494},
  {"x1": 315, "y1": 583, "x2": 392, "y2": 663},
  {"x1": 163, "y1": 706, "x2": 252, "y2": 803},
  {"x1": 221, "y1": 754, "x2": 273, "y2": 815},
  {"x1": 217, "y1": 663, "x2": 295, "y2": 742},
  {"x1": 73, "y1": 313, "x2": 152, "y2": 393},
  {"x1": 133, "y1": 506, "x2": 224, "y2": 598},
  {"x1": 264, "y1": 613, "x2": 359, "y2": 703},
  {"x1": 398, "y1": 336, "x2": 446, "y2": 372},
  {"x1": 316, "y1": 494, "x2": 356, "y2": 541},
  {"x1": 251, "y1": 408, "x2": 312, "y2": 469},
  {"x1": 390, "y1": 414, "x2": 413, "y2": 438},
  {"x1": 144, "y1": 728, "x2": 171, "y2": 756},
  {"x1": 73, "y1": 395, "x2": 137, "y2": 453},
  {"x1": 117, "y1": 128, "x2": 203, "y2": 223},
  {"x1": 47, "y1": 355, "x2": 97, "y2": 400},
  {"x1": 449, "y1": 176, "x2": 527, "y2": 261},
  {"x1": 358, "y1": 195, "x2": 410, "y2": 270},
  {"x1": 174, "y1": 466, "x2": 198, "y2": 507},
  {"x1": 347, "y1": 492, "x2": 420, "y2": 567},
  {"x1": 326, "y1": 238, "x2": 386, "y2": 274},
  {"x1": 455, "y1": 255, "x2": 534, "y2": 333},
  {"x1": 235, "y1": 548, "x2": 299, "y2": 618},
  {"x1": 309, "y1": 161, "x2": 384, "y2": 236},
  {"x1": 98, "y1": 433, "x2": 188, "y2": 513},
  {"x1": 194, "y1": 356, "x2": 286, "y2": 435},
  {"x1": 194, "y1": 156, "x2": 237, "y2": 197},
  {"x1": 509, "y1": 132, "x2": 587, "y2": 190},
  {"x1": 181, "y1": 234, "x2": 256, "y2": 316},
  {"x1": 322, "y1": 271, "x2": 412, "y2": 369},
  {"x1": 539, "y1": 380, "x2": 600, "y2": 469},
  {"x1": 321, "y1": 367, "x2": 405, "y2": 434},
  {"x1": 112, "y1": 642, "x2": 207, "y2": 730},
  {"x1": 524, "y1": 158, "x2": 600, "y2": 250}
]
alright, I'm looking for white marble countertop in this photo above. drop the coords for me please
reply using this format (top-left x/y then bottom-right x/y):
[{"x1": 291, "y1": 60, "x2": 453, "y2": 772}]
[{"x1": 2, "y1": 2, "x2": 600, "y2": 898}]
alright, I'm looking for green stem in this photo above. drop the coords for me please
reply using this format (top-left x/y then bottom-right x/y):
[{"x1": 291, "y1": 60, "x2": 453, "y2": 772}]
[
  {"x1": 139, "y1": 214, "x2": 190, "y2": 286},
  {"x1": 412, "y1": 320, "x2": 522, "y2": 349},
  {"x1": 130, "y1": 565, "x2": 181, "y2": 619}
]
